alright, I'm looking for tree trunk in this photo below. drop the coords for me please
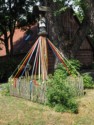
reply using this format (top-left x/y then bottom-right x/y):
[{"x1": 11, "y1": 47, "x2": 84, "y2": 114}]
[
  {"x1": 43, "y1": 0, "x2": 94, "y2": 59},
  {"x1": 4, "y1": 37, "x2": 9, "y2": 55},
  {"x1": 44, "y1": 0, "x2": 66, "y2": 68},
  {"x1": 9, "y1": 34, "x2": 13, "y2": 55},
  {"x1": 9, "y1": 26, "x2": 15, "y2": 56},
  {"x1": 85, "y1": 0, "x2": 94, "y2": 30}
]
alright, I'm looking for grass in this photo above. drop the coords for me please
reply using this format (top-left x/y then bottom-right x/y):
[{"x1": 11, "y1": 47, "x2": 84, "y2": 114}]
[
  {"x1": 0, "y1": 89, "x2": 94, "y2": 125},
  {"x1": 73, "y1": 89, "x2": 94, "y2": 125}
]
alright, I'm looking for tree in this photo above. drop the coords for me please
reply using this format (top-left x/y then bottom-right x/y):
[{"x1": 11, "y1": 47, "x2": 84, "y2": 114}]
[
  {"x1": 44, "y1": 0, "x2": 94, "y2": 57},
  {"x1": 0, "y1": 0, "x2": 36, "y2": 55},
  {"x1": 1, "y1": 0, "x2": 94, "y2": 57},
  {"x1": 43, "y1": 0, "x2": 71, "y2": 67}
]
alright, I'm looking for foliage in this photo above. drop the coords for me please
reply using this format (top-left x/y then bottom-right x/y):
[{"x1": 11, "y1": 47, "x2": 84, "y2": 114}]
[
  {"x1": 66, "y1": 59, "x2": 81, "y2": 75},
  {"x1": 53, "y1": 0, "x2": 68, "y2": 16},
  {"x1": 0, "y1": 0, "x2": 36, "y2": 55},
  {"x1": 53, "y1": 0, "x2": 85, "y2": 21},
  {"x1": 56, "y1": 59, "x2": 81, "y2": 77},
  {"x1": 1, "y1": 83, "x2": 10, "y2": 96},
  {"x1": 82, "y1": 73, "x2": 94, "y2": 89},
  {"x1": 46, "y1": 59, "x2": 80, "y2": 113}
]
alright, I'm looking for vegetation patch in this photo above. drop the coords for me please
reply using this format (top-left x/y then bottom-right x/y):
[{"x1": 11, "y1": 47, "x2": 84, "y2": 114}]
[
  {"x1": 46, "y1": 60, "x2": 81, "y2": 113},
  {"x1": 82, "y1": 73, "x2": 94, "y2": 89},
  {"x1": 0, "y1": 83, "x2": 10, "y2": 96}
]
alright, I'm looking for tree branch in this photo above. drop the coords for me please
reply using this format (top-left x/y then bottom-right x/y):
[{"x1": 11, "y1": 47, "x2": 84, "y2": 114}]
[{"x1": 0, "y1": 37, "x2": 4, "y2": 42}]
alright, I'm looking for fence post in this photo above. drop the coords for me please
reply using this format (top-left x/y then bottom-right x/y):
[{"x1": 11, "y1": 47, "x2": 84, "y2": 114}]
[{"x1": 30, "y1": 80, "x2": 32, "y2": 100}]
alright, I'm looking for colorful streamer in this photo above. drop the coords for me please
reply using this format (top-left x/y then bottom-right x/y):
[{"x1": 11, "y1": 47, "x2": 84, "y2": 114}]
[{"x1": 12, "y1": 36, "x2": 72, "y2": 86}]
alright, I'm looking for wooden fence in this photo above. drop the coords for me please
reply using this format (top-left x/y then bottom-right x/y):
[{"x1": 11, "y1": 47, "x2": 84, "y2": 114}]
[
  {"x1": 66, "y1": 76, "x2": 84, "y2": 96},
  {"x1": 9, "y1": 76, "x2": 84, "y2": 103},
  {"x1": 9, "y1": 77, "x2": 47, "y2": 103}
]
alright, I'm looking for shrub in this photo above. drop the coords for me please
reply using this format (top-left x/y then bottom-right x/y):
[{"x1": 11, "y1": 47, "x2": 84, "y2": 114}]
[
  {"x1": 56, "y1": 59, "x2": 81, "y2": 77},
  {"x1": 46, "y1": 60, "x2": 80, "y2": 113},
  {"x1": 1, "y1": 83, "x2": 10, "y2": 96},
  {"x1": 66, "y1": 99, "x2": 78, "y2": 113},
  {"x1": 82, "y1": 73, "x2": 94, "y2": 89},
  {"x1": 67, "y1": 59, "x2": 81, "y2": 70},
  {"x1": 66, "y1": 59, "x2": 81, "y2": 76}
]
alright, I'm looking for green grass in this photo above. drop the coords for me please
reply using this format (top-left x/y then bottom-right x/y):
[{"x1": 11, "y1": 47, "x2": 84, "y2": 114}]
[{"x1": 0, "y1": 89, "x2": 94, "y2": 125}]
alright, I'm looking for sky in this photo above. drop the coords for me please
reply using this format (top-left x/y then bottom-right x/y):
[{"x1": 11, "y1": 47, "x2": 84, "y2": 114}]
[{"x1": 65, "y1": 0, "x2": 79, "y2": 12}]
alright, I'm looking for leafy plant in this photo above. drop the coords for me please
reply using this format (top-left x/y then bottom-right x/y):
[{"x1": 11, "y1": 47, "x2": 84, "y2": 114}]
[
  {"x1": 46, "y1": 60, "x2": 80, "y2": 113},
  {"x1": 56, "y1": 59, "x2": 81, "y2": 76},
  {"x1": 82, "y1": 73, "x2": 94, "y2": 89},
  {"x1": 1, "y1": 83, "x2": 10, "y2": 96}
]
